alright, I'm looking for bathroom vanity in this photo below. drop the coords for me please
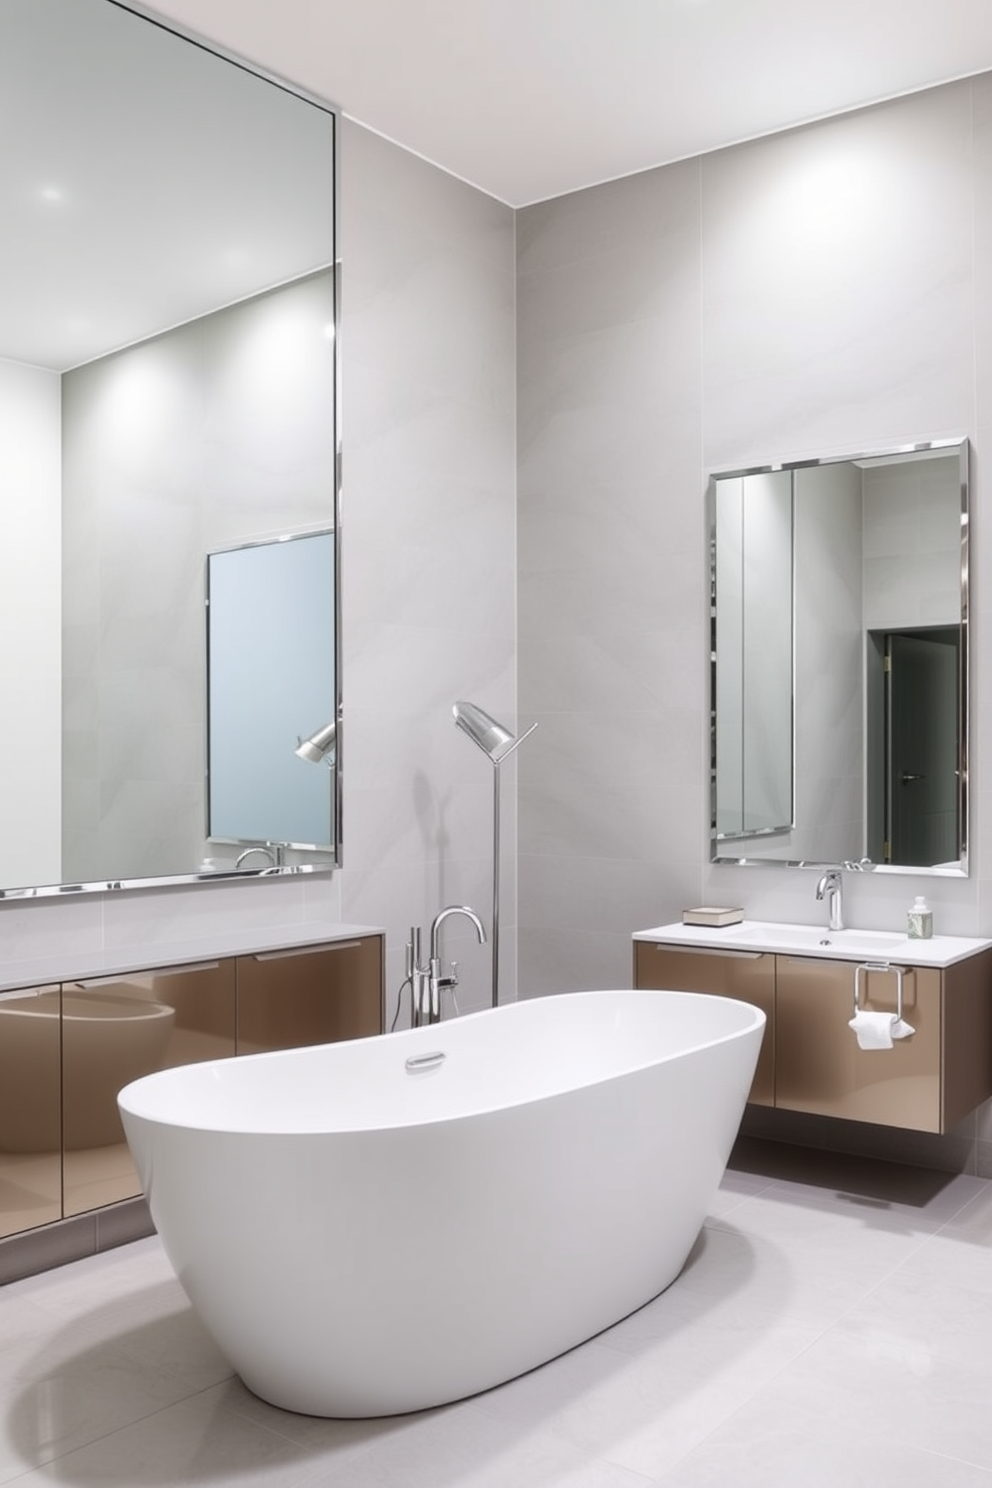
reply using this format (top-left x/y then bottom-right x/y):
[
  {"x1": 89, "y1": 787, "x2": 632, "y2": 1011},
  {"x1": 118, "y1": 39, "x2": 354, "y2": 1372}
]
[
  {"x1": 0, "y1": 927, "x2": 383, "y2": 1248},
  {"x1": 633, "y1": 922, "x2": 992, "y2": 1133}
]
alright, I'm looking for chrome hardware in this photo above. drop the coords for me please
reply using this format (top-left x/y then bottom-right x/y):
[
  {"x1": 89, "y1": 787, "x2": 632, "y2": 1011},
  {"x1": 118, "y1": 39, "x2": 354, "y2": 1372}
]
[
  {"x1": 235, "y1": 844, "x2": 285, "y2": 871},
  {"x1": 854, "y1": 961, "x2": 908, "y2": 1022},
  {"x1": 901, "y1": 772, "x2": 926, "y2": 784},
  {"x1": 656, "y1": 944, "x2": 763, "y2": 960},
  {"x1": 815, "y1": 869, "x2": 844, "y2": 931},
  {"x1": 405, "y1": 1051, "x2": 446, "y2": 1072},
  {"x1": 409, "y1": 907, "x2": 486, "y2": 1027},
  {"x1": 253, "y1": 941, "x2": 362, "y2": 961}
]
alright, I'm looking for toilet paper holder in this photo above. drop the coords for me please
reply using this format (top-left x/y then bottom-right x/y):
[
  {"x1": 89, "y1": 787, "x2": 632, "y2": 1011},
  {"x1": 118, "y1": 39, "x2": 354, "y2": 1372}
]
[{"x1": 853, "y1": 962, "x2": 909, "y2": 1021}]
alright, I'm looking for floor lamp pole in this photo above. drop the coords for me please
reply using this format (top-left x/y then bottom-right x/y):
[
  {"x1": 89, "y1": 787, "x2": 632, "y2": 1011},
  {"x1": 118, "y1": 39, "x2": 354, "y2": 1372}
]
[{"x1": 491, "y1": 759, "x2": 501, "y2": 1008}]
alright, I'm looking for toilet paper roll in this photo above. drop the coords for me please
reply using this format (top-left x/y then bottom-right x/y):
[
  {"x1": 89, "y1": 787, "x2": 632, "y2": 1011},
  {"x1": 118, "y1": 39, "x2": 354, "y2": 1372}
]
[{"x1": 848, "y1": 1011, "x2": 915, "y2": 1050}]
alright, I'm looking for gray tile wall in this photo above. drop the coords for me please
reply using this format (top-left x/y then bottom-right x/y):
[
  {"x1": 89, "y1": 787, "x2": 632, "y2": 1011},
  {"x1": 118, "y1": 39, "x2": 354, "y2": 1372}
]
[
  {"x1": 336, "y1": 122, "x2": 518, "y2": 1016},
  {"x1": 516, "y1": 77, "x2": 992, "y2": 1172},
  {"x1": 517, "y1": 159, "x2": 705, "y2": 994}
]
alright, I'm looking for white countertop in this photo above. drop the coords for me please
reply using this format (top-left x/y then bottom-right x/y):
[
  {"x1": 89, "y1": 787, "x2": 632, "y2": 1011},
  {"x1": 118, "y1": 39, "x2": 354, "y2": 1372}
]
[
  {"x1": 0, "y1": 922, "x2": 385, "y2": 995},
  {"x1": 634, "y1": 920, "x2": 992, "y2": 968}
]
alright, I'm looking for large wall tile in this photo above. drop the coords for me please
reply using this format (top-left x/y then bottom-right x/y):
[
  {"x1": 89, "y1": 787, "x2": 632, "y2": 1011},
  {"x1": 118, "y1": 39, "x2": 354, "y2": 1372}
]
[
  {"x1": 517, "y1": 157, "x2": 705, "y2": 997},
  {"x1": 339, "y1": 121, "x2": 517, "y2": 1012},
  {"x1": 701, "y1": 83, "x2": 974, "y2": 470}
]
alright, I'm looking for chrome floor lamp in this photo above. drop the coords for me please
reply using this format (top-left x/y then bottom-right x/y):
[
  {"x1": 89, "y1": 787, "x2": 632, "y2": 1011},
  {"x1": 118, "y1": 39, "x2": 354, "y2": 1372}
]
[{"x1": 452, "y1": 701, "x2": 537, "y2": 1008}]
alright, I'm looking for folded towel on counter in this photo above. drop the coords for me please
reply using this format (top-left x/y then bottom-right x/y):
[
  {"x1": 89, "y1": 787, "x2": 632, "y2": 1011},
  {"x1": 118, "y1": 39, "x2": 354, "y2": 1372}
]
[{"x1": 848, "y1": 1011, "x2": 915, "y2": 1050}]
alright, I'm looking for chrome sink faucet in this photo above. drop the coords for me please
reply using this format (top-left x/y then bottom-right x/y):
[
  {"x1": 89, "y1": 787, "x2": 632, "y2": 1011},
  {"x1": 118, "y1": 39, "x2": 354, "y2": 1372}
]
[
  {"x1": 815, "y1": 869, "x2": 844, "y2": 932},
  {"x1": 234, "y1": 844, "x2": 284, "y2": 872},
  {"x1": 410, "y1": 905, "x2": 487, "y2": 1026}
]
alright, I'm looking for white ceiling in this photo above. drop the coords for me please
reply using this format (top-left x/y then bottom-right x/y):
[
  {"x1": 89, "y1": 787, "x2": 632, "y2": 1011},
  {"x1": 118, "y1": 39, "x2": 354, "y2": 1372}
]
[
  {"x1": 146, "y1": 0, "x2": 992, "y2": 207},
  {"x1": 9, "y1": 0, "x2": 992, "y2": 370}
]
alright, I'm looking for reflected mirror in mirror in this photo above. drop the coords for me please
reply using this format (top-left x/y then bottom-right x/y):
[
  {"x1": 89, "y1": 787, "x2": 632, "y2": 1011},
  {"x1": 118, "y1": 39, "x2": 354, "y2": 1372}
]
[
  {"x1": 710, "y1": 439, "x2": 968, "y2": 875},
  {"x1": 207, "y1": 531, "x2": 336, "y2": 851},
  {"x1": 0, "y1": 0, "x2": 340, "y2": 897},
  {"x1": 713, "y1": 468, "x2": 794, "y2": 838}
]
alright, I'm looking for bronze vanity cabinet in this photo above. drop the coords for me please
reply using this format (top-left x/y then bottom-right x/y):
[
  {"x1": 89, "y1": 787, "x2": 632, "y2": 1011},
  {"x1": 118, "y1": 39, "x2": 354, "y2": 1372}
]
[
  {"x1": 635, "y1": 937, "x2": 992, "y2": 1133},
  {"x1": 0, "y1": 984, "x2": 62, "y2": 1237},
  {"x1": 62, "y1": 960, "x2": 237, "y2": 1216},
  {"x1": 235, "y1": 936, "x2": 383, "y2": 1055},
  {"x1": 776, "y1": 953, "x2": 992, "y2": 1132},
  {"x1": 774, "y1": 958, "x2": 942, "y2": 1129},
  {"x1": 0, "y1": 934, "x2": 385, "y2": 1235},
  {"x1": 633, "y1": 942, "x2": 775, "y2": 1106}
]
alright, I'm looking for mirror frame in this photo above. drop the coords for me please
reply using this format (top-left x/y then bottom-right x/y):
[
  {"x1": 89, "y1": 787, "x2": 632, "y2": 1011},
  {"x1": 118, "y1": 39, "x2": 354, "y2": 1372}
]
[
  {"x1": 708, "y1": 437, "x2": 969, "y2": 878},
  {"x1": 0, "y1": 0, "x2": 342, "y2": 898}
]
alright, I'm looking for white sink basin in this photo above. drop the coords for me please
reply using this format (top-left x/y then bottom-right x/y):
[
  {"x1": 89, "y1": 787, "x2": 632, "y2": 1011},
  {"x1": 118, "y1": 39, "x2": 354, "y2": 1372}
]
[
  {"x1": 726, "y1": 923, "x2": 908, "y2": 957},
  {"x1": 640, "y1": 920, "x2": 992, "y2": 969}
]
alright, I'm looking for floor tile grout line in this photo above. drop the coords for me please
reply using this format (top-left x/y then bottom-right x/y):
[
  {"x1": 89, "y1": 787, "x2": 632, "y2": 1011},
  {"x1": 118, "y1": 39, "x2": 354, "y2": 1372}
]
[
  {"x1": 915, "y1": 1443, "x2": 992, "y2": 1478},
  {"x1": 0, "y1": 1371, "x2": 273, "y2": 1484},
  {"x1": 591, "y1": 1308, "x2": 844, "y2": 1485}
]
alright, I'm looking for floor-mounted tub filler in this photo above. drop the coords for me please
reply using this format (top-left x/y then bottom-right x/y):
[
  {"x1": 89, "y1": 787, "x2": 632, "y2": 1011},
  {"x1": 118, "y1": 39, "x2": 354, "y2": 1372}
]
[{"x1": 118, "y1": 989, "x2": 764, "y2": 1417}]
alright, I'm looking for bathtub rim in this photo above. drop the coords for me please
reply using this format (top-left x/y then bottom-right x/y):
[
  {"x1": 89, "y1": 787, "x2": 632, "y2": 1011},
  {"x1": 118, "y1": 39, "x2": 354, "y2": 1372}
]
[{"x1": 118, "y1": 988, "x2": 765, "y2": 1139}]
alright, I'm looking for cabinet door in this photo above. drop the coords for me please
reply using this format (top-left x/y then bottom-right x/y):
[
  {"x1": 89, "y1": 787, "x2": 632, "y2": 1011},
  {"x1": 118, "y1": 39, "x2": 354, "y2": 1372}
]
[
  {"x1": 776, "y1": 958, "x2": 941, "y2": 1131},
  {"x1": 634, "y1": 943, "x2": 775, "y2": 1106},
  {"x1": 236, "y1": 936, "x2": 383, "y2": 1055},
  {"x1": 0, "y1": 985, "x2": 62, "y2": 1237},
  {"x1": 63, "y1": 961, "x2": 237, "y2": 1216}
]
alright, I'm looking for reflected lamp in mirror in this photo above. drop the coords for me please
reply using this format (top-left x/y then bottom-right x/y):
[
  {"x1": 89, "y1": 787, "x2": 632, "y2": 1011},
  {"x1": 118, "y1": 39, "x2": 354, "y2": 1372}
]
[
  {"x1": 296, "y1": 722, "x2": 337, "y2": 765},
  {"x1": 207, "y1": 531, "x2": 336, "y2": 852},
  {"x1": 709, "y1": 438, "x2": 968, "y2": 876}
]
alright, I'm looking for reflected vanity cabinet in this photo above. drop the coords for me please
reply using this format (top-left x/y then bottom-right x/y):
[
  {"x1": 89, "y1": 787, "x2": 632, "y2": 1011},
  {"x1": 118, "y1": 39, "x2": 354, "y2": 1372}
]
[
  {"x1": 633, "y1": 933, "x2": 992, "y2": 1133},
  {"x1": 0, "y1": 933, "x2": 383, "y2": 1241}
]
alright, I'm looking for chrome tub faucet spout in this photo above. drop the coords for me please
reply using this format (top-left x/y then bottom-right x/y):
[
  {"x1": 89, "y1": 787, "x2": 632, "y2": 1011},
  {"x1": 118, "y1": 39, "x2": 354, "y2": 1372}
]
[
  {"x1": 815, "y1": 869, "x2": 844, "y2": 931},
  {"x1": 410, "y1": 905, "x2": 487, "y2": 1026}
]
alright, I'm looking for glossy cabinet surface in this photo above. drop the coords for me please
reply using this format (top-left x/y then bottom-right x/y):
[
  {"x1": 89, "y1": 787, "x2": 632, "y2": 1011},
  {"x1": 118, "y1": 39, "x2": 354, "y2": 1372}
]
[
  {"x1": 0, "y1": 935, "x2": 383, "y2": 1235},
  {"x1": 634, "y1": 940, "x2": 992, "y2": 1133},
  {"x1": 0, "y1": 985, "x2": 62, "y2": 1238},
  {"x1": 63, "y1": 961, "x2": 237, "y2": 1217},
  {"x1": 775, "y1": 958, "x2": 942, "y2": 1129},
  {"x1": 634, "y1": 943, "x2": 775, "y2": 1106},
  {"x1": 236, "y1": 938, "x2": 382, "y2": 1055}
]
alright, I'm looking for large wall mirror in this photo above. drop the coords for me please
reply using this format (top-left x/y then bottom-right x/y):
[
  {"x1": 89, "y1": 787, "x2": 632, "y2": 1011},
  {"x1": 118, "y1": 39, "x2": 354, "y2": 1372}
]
[
  {"x1": 710, "y1": 439, "x2": 968, "y2": 876},
  {"x1": 0, "y1": 0, "x2": 340, "y2": 897}
]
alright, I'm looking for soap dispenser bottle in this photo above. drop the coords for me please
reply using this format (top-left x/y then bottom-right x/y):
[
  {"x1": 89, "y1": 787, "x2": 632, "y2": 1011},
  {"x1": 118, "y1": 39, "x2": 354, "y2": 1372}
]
[{"x1": 907, "y1": 895, "x2": 933, "y2": 940}]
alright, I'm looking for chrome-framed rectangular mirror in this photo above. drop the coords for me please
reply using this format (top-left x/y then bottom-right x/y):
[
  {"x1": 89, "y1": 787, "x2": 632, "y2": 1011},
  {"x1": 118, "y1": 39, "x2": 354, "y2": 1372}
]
[
  {"x1": 0, "y1": 0, "x2": 340, "y2": 898},
  {"x1": 709, "y1": 438, "x2": 968, "y2": 876}
]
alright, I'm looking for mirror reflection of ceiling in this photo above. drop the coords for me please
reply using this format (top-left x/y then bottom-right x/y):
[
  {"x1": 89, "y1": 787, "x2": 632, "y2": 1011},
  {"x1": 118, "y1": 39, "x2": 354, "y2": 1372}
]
[
  {"x1": 0, "y1": 0, "x2": 338, "y2": 899},
  {"x1": 146, "y1": 0, "x2": 992, "y2": 206},
  {"x1": 0, "y1": 0, "x2": 333, "y2": 370}
]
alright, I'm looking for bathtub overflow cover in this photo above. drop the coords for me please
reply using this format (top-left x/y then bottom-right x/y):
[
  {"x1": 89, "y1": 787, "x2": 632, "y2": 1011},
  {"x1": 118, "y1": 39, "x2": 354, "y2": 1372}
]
[{"x1": 405, "y1": 1050, "x2": 446, "y2": 1073}]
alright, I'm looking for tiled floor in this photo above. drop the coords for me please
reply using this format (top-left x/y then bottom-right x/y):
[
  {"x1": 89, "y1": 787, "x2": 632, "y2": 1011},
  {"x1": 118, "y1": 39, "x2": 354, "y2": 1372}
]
[{"x1": 3, "y1": 1139, "x2": 992, "y2": 1485}]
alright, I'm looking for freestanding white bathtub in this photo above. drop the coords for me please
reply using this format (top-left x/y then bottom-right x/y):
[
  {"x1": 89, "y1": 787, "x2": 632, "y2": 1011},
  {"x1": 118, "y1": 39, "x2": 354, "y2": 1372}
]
[{"x1": 118, "y1": 988, "x2": 764, "y2": 1418}]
